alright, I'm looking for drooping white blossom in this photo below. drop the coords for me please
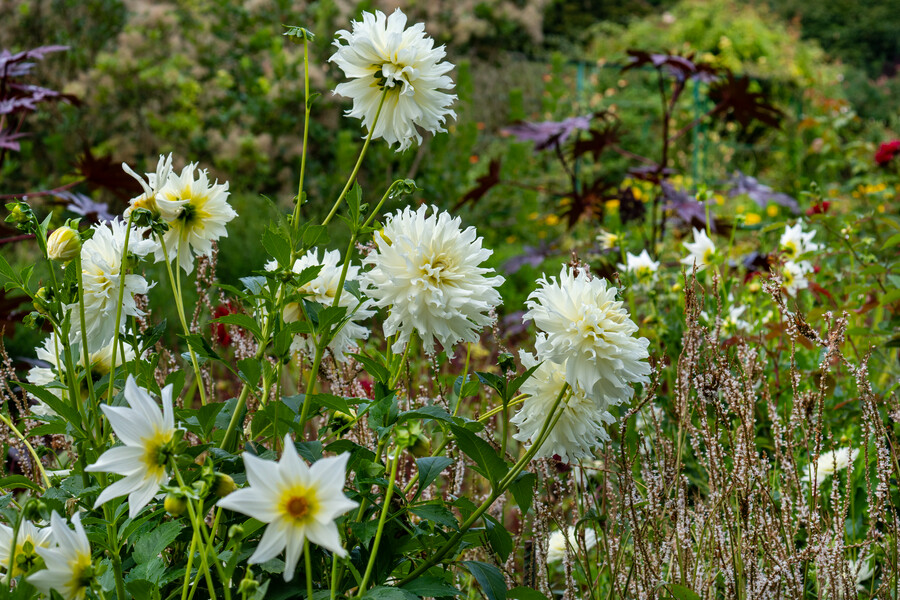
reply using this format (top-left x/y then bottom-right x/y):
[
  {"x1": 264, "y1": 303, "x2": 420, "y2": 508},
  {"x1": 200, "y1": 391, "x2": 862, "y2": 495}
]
[
  {"x1": 329, "y1": 8, "x2": 456, "y2": 151},
  {"x1": 69, "y1": 220, "x2": 157, "y2": 354},
  {"x1": 267, "y1": 249, "x2": 374, "y2": 361},
  {"x1": 86, "y1": 376, "x2": 178, "y2": 519},
  {"x1": 546, "y1": 526, "x2": 598, "y2": 563},
  {"x1": 122, "y1": 153, "x2": 175, "y2": 219},
  {"x1": 511, "y1": 350, "x2": 616, "y2": 463},
  {"x1": 801, "y1": 447, "x2": 859, "y2": 486},
  {"x1": 362, "y1": 205, "x2": 504, "y2": 357},
  {"x1": 217, "y1": 436, "x2": 358, "y2": 582}
]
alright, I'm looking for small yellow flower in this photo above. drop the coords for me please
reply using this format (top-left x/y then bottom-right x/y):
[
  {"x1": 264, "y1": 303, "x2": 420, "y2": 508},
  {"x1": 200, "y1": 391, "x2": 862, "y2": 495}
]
[
  {"x1": 744, "y1": 213, "x2": 761, "y2": 226},
  {"x1": 545, "y1": 214, "x2": 560, "y2": 226},
  {"x1": 766, "y1": 205, "x2": 778, "y2": 218}
]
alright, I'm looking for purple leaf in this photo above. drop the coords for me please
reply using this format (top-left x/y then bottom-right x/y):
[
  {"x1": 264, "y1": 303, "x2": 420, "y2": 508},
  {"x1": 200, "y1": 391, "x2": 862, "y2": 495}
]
[
  {"x1": 503, "y1": 115, "x2": 592, "y2": 152},
  {"x1": 501, "y1": 242, "x2": 552, "y2": 275},
  {"x1": 0, "y1": 129, "x2": 27, "y2": 151},
  {"x1": 729, "y1": 171, "x2": 799, "y2": 213},
  {"x1": 662, "y1": 182, "x2": 716, "y2": 231},
  {"x1": 54, "y1": 191, "x2": 115, "y2": 223}
]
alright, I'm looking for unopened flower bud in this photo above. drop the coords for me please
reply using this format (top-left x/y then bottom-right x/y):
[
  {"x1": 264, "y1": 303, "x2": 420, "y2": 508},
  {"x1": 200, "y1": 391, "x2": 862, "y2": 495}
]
[
  {"x1": 213, "y1": 473, "x2": 237, "y2": 498},
  {"x1": 33, "y1": 287, "x2": 51, "y2": 314},
  {"x1": 47, "y1": 226, "x2": 81, "y2": 263},
  {"x1": 5, "y1": 201, "x2": 31, "y2": 224},
  {"x1": 164, "y1": 493, "x2": 188, "y2": 517}
]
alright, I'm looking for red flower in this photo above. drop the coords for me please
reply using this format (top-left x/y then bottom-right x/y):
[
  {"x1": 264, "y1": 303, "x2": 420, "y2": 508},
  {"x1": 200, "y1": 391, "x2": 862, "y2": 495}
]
[
  {"x1": 211, "y1": 301, "x2": 238, "y2": 346},
  {"x1": 875, "y1": 140, "x2": 900, "y2": 165},
  {"x1": 806, "y1": 200, "x2": 831, "y2": 216}
]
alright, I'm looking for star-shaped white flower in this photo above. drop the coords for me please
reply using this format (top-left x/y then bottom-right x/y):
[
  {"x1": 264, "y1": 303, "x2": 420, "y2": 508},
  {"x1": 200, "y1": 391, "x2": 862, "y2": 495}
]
[
  {"x1": 86, "y1": 375, "x2": 177, "y2": 519},
  {"x1": 617, "y1": 249, "x2": 660, "y2": 286},
  {"x1": 780, "y1": 222, "x2": 820, "y2": 259},
  {"x1": 217, "y1": 436, "x2": 358, "y2": 581},
  {"x1": 680, "y1": 227, "x2": 717, "y2": 272},
  {"x1": 0, "y1": 519, "x2": 53, "y2": 577},
  {"x1": 28, "y1": 512, "x2": 93, "y2": 600}
]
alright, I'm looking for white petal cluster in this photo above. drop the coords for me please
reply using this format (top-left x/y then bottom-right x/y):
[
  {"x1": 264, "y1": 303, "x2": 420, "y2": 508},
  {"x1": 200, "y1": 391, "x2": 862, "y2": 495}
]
[
  {"x1": 617, "y1": 249, "x2": 659, "y2": 286},
  {"x1": 511, "y1": 351, "x2": 615, "y2": 463},
  {"x1": 801, "y1": 447, "x2": 859, "y2": 486},
  {"x1": 680, "y1": 227, "x2": 717, "y2": 272},
  {"x1": 782, "y1": 260, "x2": 813, "y2": 296},
  {"x1": 524, "y1": 266, "x2": 650, "y2": 403},
  {"x1": 546, "y1": 526, "x2": 598, "y2": 563},
  {"x1": 154, "y1": 163, "x2": 236, "y2": 274},
  {"x1": 69, "y1": 220, "x2": 157, "y2": 354},
  {"x1": 123, "y1": 153, "x2": 174, "y2": 219},
  {"x1": 329, "y1": 9, "x2": 456, "y2": 151},
  {"x1": 27, "y1": 512, "x2": 92, "y2": 600},
  {"x1": 86, "y1": 376, "x2": 177, "y2": 519},
  {"x1": 268, "y1": 249, "x2": 374, "y2": 362},
  {"x1": 780, "y1": 222, "x2": 820, "y2": 259},
  {"x1": 701, "y1": 304, "x2": 751, "y2": 336},
  {"x1": 850, "y1": 555, "x2": 875, "y2": 591},
  {"x1": 0, "y1": 520, "x2": 53, "y2": 576},
  {"x1": 596, "y1": 229, "x2": 619, "y2": 251},
  {"x1": 217, "y1": 436, "x2": 358, "y2": 582},
  {"x1": 362, "y1": 205, "x2": 504, "y2": 357}
]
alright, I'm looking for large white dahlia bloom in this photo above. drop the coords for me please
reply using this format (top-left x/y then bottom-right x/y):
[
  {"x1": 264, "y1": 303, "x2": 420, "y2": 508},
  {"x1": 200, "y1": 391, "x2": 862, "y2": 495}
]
[
  {"x1": 362, "y1": 205, "x2": 504, "y2": 357},
  {"x1": 70, "y1": 219, "x2": 157, "y2": 354},
  {"x1": 329, "y1": 8, "x2": 456, "y2": 151},
  {"x1": 267, "y1": 249, "x2": 374, "y2": 361},
  {"x1": 27, "y1": 512, "x2": 93, "y2": 600},
  {"x1": 524, "y1": 266, "x2": 650, "y2": 403},
  {"x1": 511, "y1": 350, "x2": 616, "y2": 463}
]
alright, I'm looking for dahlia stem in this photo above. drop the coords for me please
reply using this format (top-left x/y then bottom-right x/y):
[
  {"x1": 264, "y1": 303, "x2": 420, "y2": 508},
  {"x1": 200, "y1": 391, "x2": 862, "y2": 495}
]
[
  {"x1": 100, "y1": 492, "x2": 127, "y2": 600},
  {"x1": 304, "y1": 539, "x2": 314, "y2": 600},
  {"x1": 181, "y1": 535, "x2": 198, "y2": 600},
  {"x1": 291, "y1": 35, "x2": 312, "y2": 237},
  {"x1": 322, "y1": 89, "x2": 388, "y2": 227},
  {"x1": 398, "y1": 385, "x2": 569, "y2": 585},
  {"x1": 0, "y1": 413, "x2": 50, "y2": 489},
  {"x1": 157, "y1": 234, "x2": 208, "y2": 406},
  {"x1": 355, "y1": 451, "x2": 400, "y2": 598},
  {"x1": 74, "y1": 252, "x2": 98, "y2": 436},
  {"x1": 105, "y1": 212, "x2": 135, "y2": 407}
]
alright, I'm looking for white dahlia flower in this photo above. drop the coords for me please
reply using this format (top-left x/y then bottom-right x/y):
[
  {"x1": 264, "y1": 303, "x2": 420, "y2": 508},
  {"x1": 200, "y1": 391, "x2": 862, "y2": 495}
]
[
  {"x1": 69, "y1": 219, "x2": 157, "y2": 354},
  {"x1": 524, "y1": 266, "x2": 650, "y2": 402},
  {"x1": 546, "y1": 526, "x2": 598, "y2": 563},
  {"x1": 850, "y1": 555, "x2": 875, "y2": 592},
  {"x1": 596, "y1": 229, "x2": 620, "y2": 251},
  {"x1": 617, "y1": 249, "x2": 659, "y2": 287},
  {"x1": 780, "y1": 222, "x2": 820, "y2": 259},
  {"x1": 122, "y1": 153, "x2": 175, "y2": 220},
  {"x1": 329, "y1": 8, "x2": 456, "y2": 151},
  {"x1": 217, "y1": 436, "x2": 358, "y2": 582},
  {"x1": 86, "y1": 376, "x2": 178, "y2": 519},
  {"x1": 28, "y1": 512, "x2": 93, "y2": 600},
  {"x1": 266, "y1": 249, "x2": 373, "y2": 361},
  {"x1": 0, "y1": 519, "x2": 53, "y2": 576},
  {"x1": 802, "y1": 447, "x2": 859, "y2": 486},
  {"x1": 362, "y1": 205, "x2": 504, "y2": 357},
  {"x1": 680, "y1": 227, "x2": 717, "y2": 272},
  {"x1": 782, "y1": 260, "x2": 812, "y2": 296},
  {"x1": 511, "y1": 350, "x2": 615, "y2": 463},
  {"x1": 154, "y1": 162, "x2": 236, "y2": 274}
]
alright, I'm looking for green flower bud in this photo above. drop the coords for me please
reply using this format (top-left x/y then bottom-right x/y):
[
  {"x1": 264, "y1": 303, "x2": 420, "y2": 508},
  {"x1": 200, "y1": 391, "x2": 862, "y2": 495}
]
[
  {"x1": 32, "y1": 287, "x2": 51, "y2": 314},
  {"x1": 47, "y1": 226, "x2": 81, "y2": 263},
  {"x1": 164, "y1": 493, "x2": 188, "y2": 516},
  {"x1": 5, "y1": 201, "x2": 31, "y2": 224},
  {"x1": 213, "y1": 473, "x2": 237, "y2": 498}
]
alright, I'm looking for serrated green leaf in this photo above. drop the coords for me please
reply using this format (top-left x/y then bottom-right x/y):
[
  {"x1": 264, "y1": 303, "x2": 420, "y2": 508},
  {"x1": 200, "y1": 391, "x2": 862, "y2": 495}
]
[
  {"x1": 351, "y1": 353, "x2": 390, "y2": 384},
  {"x1": 508, "y1": 471, "x2": 537, "y2": 515},
  {"x1": 213, "y1": 313, "x2": 262, "y2": 339},
  {"x1": 262, "y1": 226, "x2": 292, "y2": 268},
  {"x1": 881, "y1": 232, "x2": 900, "y2": 250},
  {"x1": 401, "y1": 577, "x2": 462, "y2": 597},
  {"x1": 484, "y1": 514, "x2": 513, "y2": 561},
  {"x1": 410, "y1": 502, "x2": 458, "y2": 529},
  {"x1": 398, "y1": 405, "x2": 453, "y2": 424},
  {"x1": 414, "y1": 456, "x2": 453, "y2": 500},
  {"x1": 0, "y1": 475, "x2": 43, "y2": 493},
  {"x1": 133, "y1": 521, "x2": 185, "y2": 564}
]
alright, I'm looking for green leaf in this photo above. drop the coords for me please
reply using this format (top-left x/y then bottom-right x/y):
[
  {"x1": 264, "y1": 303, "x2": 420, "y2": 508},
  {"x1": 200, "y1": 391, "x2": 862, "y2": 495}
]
[
  {"x1": 262, "y1": 225, "x2": 291, "y2": 268},
  {"x1": 164, "y1": 370, "x2": 185, "y2": 398},
  {"x1": 881, "y1": 232, "x2": 900, "y2": 250},
  {"x1": 181, "y1": 334, "x2": 222, "y2": 363},
  {"x1": 282, "y1": 25, "x2": 315, "y2": 42},
  {"x1": 507, "y1": 365, "x2": 540, "y2": 399},
  {"x1": 410, "y1": 503, "x2": 459, "y2": 530},
  {"x1": 398, "y1": 406, "x2": 454, "y2": 424},
  {"x1": 351, "y1": 353, "x2": 390, "y2": 385},
  {"x1": 307, "y1": 393, "x2": 352, "y2": 415},
  {"x1": 462, "y1": 561, "x2": 507, "y2": 600},
  {"x1": 213, "y1": 314, "x2": 262, "y2": 340},
  {"x1": 0, "y1": 253, "x2": 20, "y2": 285},
  {"x1": 880, "y1": 288, "x2": 900, "y2": 306},
  {"x1": 195, "y1": 402, "x2": 225, "y2": 439},
  {"x1": 665, "y1": 584, "x2": 702, "y2": 600},
  {"x1": 126, "y1": 580, "x2": 161, "y2": 600},
  {"x1": 0, "y1": 475, "x2": 43, "y2": 493},
  {"x1": 401, "y1": 577, "x2": 462, "y2": 597},
  {"x1": 508, "y1": 472, "x2": 537, "y2": 515},
  {"x1": 302, "y1": 224, "x2": 328, "y2": 249},
  {"x1": 361, "y1": 586, "x2": 419, "y2": 600},
  {"x1": 238, "y1": 357, "x2": 263, "y2": 387},
  {"x1": 414, "y1": 456, "x2": 453, "y2": 500},
  {"x1": 450, "y1": 425, "x2": 509, "y2": 486},
  {"x1": 476, "y1": 371, "x2": 506, "y2": 398},
  {"x1": 507, "y1": 587, "x2": 550, "y2": 600},
  {"x1": 17, "y1": 382, "x2": 84, "y2": 435},
  {"x1": 484, "y1": 514, "x2": 513, "y2": 561},
  {"x1": 133, "y1": 521, "x2": 185, "y2": 564}
]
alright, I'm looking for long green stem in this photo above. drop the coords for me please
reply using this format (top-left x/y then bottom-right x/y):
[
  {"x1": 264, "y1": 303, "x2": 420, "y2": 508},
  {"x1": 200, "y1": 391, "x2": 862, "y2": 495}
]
[
  {"x1": 304, "y1": 539, "x2": 314, "y2": 600},
  {"x1": 101, "y1": 498, "x2": 127, "y2": 600},
  {"x1": 322, "y1": 90, "x2": 388, "y2": 227},
  {"x1": 181, "y1": 534, "x2": 198, "y2": 600},
  {"x1": 356, "y1": 451, "x2": 400, "y2": 597},
  {"x1": 291, "y1": 36, "x2": 312, "y2": 234},
  {"x1": 158, "y1": 234, "x2": 208, "y2": 406},
  {"x1": 105, "y1": 212, "x2": 135, "y2": 407},
  {"x1": 0, "y1": 413, "x2": 49, "y2": 489},
  {"x1": 398, "y1": 385, "x2": 569, "y2": 585}
]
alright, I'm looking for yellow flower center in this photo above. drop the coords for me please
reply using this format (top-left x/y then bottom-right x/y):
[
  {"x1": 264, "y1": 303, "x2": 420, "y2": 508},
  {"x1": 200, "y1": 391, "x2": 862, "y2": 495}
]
[
  {"x1": 421, "y1": 254, "x2": 452, "y2": 285},
  {"x1": 280, "y1": 486, "x2": 318, "y2": 523},
  {"x1": 782, "y1": 241, "x2": 797, "y2": 258},
  {"x1": 141, "y1": 429, "x2": 174, "y2": 478},
  {"x1": 702, "y1": 247, "x2": 716, "y2": 264}
]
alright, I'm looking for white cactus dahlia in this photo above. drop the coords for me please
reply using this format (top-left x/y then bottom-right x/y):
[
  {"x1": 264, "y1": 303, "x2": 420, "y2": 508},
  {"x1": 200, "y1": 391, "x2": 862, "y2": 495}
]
[
  {"x1": 329, "y1": 8, "x2": 456, "y2": 151},
  {"x1": 524, "y1": 266, "x2": 650, "y2": 404},
  {"x1": 362, "y1": 205, "x2": 504, "y2": 357}
]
